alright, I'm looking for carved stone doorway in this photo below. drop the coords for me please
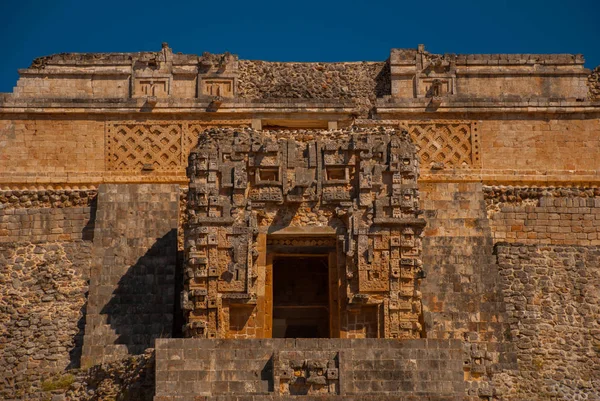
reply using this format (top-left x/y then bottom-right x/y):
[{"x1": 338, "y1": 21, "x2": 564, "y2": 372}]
[
  {"x1": 266, "y1": 235, "x2": 341, "y2": 339},
  {"x1": 184, "y1": 127, "x2": 424, "y2": 340},
  {"x1": 272, "y1": 255, "x2": 329, "y2": 338}
]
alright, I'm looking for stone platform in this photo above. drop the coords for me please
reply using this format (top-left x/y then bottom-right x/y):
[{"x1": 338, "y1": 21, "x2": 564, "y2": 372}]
[{"x1": 154, "y1": 338, "x2": 464, "y2": 400}]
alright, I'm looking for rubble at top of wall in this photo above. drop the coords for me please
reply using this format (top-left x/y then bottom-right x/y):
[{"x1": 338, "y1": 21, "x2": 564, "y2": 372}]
[
  {"x1": 589, "y1": 66, "x2": 600, "y2": 100},
  {"x1": 29, "y1": 44, "x2": 232, "y2": 68},
  {"x1": 237, "y1": 60, "x2": 389, "y2": 115},
  {"x1": 3, "y1": 44, "x2": 595, "y2": 108},
  {"x1": 391, "y1": 48, "x2": 586, "y2": 65}
]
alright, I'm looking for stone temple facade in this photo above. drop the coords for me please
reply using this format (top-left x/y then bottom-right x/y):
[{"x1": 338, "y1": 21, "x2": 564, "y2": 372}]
[{"x1": 1, "y1": 44, "x2": 600, "y2": 400}]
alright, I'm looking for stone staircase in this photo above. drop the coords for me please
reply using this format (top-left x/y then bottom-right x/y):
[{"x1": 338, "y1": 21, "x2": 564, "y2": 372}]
[
  {"x1": 420, "y1": 182, "x2": 515, "y2": 399},
  {"x1": 154, "y1": 338, "x2": 464, "y2": 401},
  {"x1": 81, "y1": 184, "x2": 179, "y2": 366}
]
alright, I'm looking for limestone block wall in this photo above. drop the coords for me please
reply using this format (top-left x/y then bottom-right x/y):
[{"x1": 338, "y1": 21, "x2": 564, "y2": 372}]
[
  {"x1": 82, "y1": 184, "x2": 179, "y2": 366},
  {"x1": 486, "y1": 187, "x2": 600, "y2": 245},
  {"x1": 0, "y1": 190, "x2": 96, "y2": 399},
  {"x1": 0, "y1": 116, "x2": 251, "y2": 186},
  {"x1": 0, "y1": 117, "x2": 105, "y2": 179},
  {"x1": 420, "y1": 183, "x2": 600, "y2": 400},
  {"x1": 0, "y1": 208, "x2": 94, "y2": 243},
  {"x1": 390, "y1": 49, "x2": 590, "y2": 100},
  {"x1": 171, "y1": 76, "x2": 197, "y2": 99},
  {"x1": 495, "y1": 244, "x2": 600, "y2": 401},
  {"x1": 456, "y1": 75, "x2": 588, "y2": 100},
  {"x1": 0, "y1": 184, "x2": 184, "y2": 399},
  {"x1": 419, "y1": 182, "x2": 512, "y2": 400},
  {"x1": 477, "y1": 118, "x2": 600, "y2": 177},
  {"x1": 0, "y1": 241, "x2": 91, "y2": 399},
  {"x1": 0, "y1": 189, "x2": 96, "y2": 243},
  {"x1": 2, "y1": 115, "x2": 599, "y2": 187},
  {"x1": 484, "y1": 186, "x2": 600, "y2": 400},
  {"x1": 154, "y1": 338, "x2": 464, "y2": 400},
  {"x1": 12, "y1": 74, "x2": 130, "y2": 99},
  {"x1": 0, "y1": 45, "x2": 597, "y2": 401},
  {"x1": 9, "y1": 47, "x2": 594, "y2": 104}
]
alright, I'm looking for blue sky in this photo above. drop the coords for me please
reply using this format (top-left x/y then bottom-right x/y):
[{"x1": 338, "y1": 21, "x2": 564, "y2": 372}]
[{"x1": 1, "y1": 0, "x2": 598, "y2": 93}]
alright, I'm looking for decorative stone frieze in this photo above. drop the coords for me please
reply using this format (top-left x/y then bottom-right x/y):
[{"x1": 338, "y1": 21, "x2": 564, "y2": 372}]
[
  {"x1": 184, "y1": 127, "x2": 426, "y2": 339},
  {"x1": 356, "y1": 119, "x2": 480, "y2": 168},
  {"x1": 105, "y1": 120, "x2": 251, "y2": 172},
  {"x1": 1, "y1": 43, "x2": 600, "y2": 401},
  {"x1": 0, "y1": 189, "x2": 97, "y2": 209}
]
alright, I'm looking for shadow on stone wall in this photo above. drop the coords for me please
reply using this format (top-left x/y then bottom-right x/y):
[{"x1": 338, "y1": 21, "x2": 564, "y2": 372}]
[
  {"x1": 82, "y1": 196, "x2": 97, "y2": 241},
  {"x1": 172, "y1": 250, "x2": 184, "y2": 338},
  {"x1": 67, "y1": 198, "x2": 97, "y2": 368},
  {"x1": 99, "y1": 230, "x2": 177, "y2": 355},
  {"x1": 67, "y1": 300, "x2": 88, "y2": 369},
  {"x1": 374, "y1": 59, "x2": 391, "y2": 98}
]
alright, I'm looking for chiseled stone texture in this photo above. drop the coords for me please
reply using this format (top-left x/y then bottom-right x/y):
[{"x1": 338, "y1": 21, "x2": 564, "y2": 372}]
[
  {"x1": 487, "y1": 191, "x2": 600, "y2": 245},
  {"x1": 82, "y1": 184, "x2": 179, "y2": 366},
  {"x1": 0, "y1": 240, "x2": 91, "y2": 399},
  {"x1": 484, "y1": 186, "x2": 600, "y2": 213},
  {"x1": 154, "y1": 338, "x2": 464, "y2": 400},
  {"x1": 0, "y1": 118, "x2": 106, "y2": 176},
  {"x1": 495, "y1": 243, "x2": 600, "y2": 401},
  {"x1": 65, "y1": 350, "x2": 155, "y2": 401},
  {"x1": 0, "y1": 190, "x2": 97, "y2": 243},
  {"x1": 0, "y1": 43, "x2": 598, "y2": 401},
  {"x1": 0, "y1": 189, "x2": 97, "y2": 210},
  {"x1": 589, "y1": 66, "x2": 600, "y2": 99},
  {"x1": 0, "y1": 207, "x2": 95, "y2": 244},
  {"x1": 420, "y1": 182, "x2": 513, "y2": 400},
  {"x1": 237, "y1": 60, "x2": 390, "y2": 115}
]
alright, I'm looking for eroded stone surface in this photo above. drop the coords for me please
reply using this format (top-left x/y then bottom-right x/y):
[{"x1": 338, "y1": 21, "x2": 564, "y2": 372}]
[
  {"x1": 0, "y1": 44, "x2": 599, "y2": 401},
  {"x1": 0, "y1": 241, "x2": 90, "y2": 399},
  {"x1": 184, "y1": 127, "x2": 424, "y2": 340},
  {"x1": 495, "y1": 244, "x2": 600, "y2": 401},
  {"x1": 237, "y1": 61, "x2": 389, "y2": 116},
  {"x1": 589, "y1": 66, "x2": 600, "y2": 99}
]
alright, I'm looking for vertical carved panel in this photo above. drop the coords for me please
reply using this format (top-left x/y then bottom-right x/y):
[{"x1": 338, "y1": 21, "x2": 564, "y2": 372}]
[
  {"x1": 133, "y1": 78, "x2": 170, "y2": 97},
  {"x1": 200, "y1": 79, "x2": 235, "y2": 97},
  {"x1": 276, "y1": 351, "x2": 340, "y2": 395},
  {"x1": 184, "y1": 127, "x2": 425, "y2": 339}
]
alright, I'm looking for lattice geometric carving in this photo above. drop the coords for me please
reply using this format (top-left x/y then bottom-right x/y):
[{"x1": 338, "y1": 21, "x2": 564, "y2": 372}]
[
  {"x1": 106, "y1": 121, "x2": 252, "y2": 172},
  {"x1": 407, "y1": 122, "x2": 477, "y2": 168},
  {"x1": 355, "y1": 120, "x2": 480, "y2": 168},
  {"x1": 107, "y1": 123, "x2": 183, "y2": 171}
]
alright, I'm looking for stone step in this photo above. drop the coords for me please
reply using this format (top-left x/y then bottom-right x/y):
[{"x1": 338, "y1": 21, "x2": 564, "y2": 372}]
[
  {"x1": 155, "y1": 339, "x2": 465, "y2": 400},
  {"x1": 156, "y1": 338, "x2": 463, "y2": 350},
  {"x1": 155, "y1": 395, "x2": 463, "y2": 401}
]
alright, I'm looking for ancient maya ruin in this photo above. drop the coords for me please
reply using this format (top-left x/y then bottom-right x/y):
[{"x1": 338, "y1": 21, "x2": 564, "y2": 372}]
[{"x1": 1, "y1": 43, "x2": 600, "y2": 400}]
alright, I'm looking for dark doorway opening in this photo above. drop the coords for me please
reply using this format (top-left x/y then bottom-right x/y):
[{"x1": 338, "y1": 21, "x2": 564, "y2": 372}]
[{"x1": 272, "y1": 255, "x2": 329, "y2": 338}]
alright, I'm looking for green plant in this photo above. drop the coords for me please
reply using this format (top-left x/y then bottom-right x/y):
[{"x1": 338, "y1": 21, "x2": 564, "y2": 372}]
[
  {"x1": 532, "y1": 357, "x2": 544, "y2": 371},
  {"x1": 41, "y1": 373, "x2": 75, "y2": 392}
]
